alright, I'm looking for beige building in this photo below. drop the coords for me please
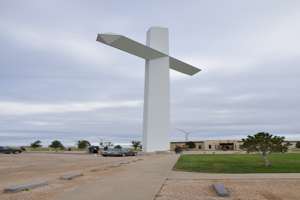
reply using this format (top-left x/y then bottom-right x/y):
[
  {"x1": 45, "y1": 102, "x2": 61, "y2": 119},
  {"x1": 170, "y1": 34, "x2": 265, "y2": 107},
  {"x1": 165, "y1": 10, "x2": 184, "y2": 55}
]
[{"x1": 170, "y1": 140, "x2": 299, "y2": 151}]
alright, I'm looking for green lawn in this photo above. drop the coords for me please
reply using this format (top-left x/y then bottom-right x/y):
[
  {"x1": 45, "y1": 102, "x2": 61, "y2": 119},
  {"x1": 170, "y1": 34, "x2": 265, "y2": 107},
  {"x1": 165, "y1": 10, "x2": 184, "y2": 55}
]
[{"x1": 174, "y1": 153, "x2": 300, "y2": 173}]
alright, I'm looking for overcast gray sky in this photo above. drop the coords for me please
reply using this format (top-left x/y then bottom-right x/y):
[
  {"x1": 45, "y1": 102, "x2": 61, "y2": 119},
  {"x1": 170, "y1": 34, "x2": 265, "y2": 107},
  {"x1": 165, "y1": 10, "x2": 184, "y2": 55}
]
[{"x1": 0, "y1": 0, "x2": 299, "y2": 146}]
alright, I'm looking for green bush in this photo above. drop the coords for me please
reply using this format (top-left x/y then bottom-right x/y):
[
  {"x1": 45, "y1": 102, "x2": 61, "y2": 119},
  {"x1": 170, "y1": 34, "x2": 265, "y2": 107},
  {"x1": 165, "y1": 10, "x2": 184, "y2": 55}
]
[
  {"x1": 49, "y1": 140, "x2": 64, "y2": 150},
  {"x1": 30, "y1": 140, "x2": 42, "y2": 148},
  {"x1": 296, "y1": 141, "x2": 300, "y2": 149},
  {"x1": 77, "y1": 140, "x2": 91, "y2": 149}
]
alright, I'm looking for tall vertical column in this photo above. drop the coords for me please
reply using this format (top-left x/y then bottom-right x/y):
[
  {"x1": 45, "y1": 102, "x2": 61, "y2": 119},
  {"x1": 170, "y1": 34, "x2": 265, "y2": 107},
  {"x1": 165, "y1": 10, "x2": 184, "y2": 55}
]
[{"x1": 143, "y1": 27, "x2": 170, "y2": 152}]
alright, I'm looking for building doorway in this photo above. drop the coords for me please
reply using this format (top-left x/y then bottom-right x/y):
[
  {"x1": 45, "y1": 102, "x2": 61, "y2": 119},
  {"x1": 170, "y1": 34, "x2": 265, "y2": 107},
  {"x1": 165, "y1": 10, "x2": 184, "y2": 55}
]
[{"x1": 219, "y1": 143, "x2": 234, "y2": 151}]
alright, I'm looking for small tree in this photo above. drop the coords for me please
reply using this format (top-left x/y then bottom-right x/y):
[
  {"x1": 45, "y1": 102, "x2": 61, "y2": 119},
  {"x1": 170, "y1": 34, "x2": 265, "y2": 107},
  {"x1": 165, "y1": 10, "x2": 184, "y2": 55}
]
[
  {"x1": 185, "y1": 141, "x2": 196, "y2": 149},
  {"x1": 296, "y1": 141, "x2": 300, "y2": 149},
  {"x1": 114, "y1": 145, "x2": 122, "y2": 149},
  {"x1": 131, "y1": 140, "x2": 141, "y2": 150},
  {"x1": 241, "y1": 132, "x2": 290, "y2": 167},
  {"x1": 77, "y1": 140, "x2": 91, "y2": 149},
  {"x1": 49, "y1": 140, "x2": 64, "y2": 150},
  {"x1": 30, "y1": 140, "x2": 42, "y2": 149}
]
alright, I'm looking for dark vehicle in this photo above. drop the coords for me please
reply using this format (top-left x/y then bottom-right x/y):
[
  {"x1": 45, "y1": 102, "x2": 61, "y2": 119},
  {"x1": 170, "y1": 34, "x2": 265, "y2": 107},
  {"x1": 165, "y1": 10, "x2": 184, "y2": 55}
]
[
  {"x1": 102, "y1": 148, "x2": 136, "y2": 157},
  {"x1": 174, "y1": 145, "x2": 183, "y2": 154},
  {"x1": 88, "y1": 145, "x2": 100, "y2": 154},
  {"x1": 0, "y1": 146, "x2": 23, "y2": 154}
]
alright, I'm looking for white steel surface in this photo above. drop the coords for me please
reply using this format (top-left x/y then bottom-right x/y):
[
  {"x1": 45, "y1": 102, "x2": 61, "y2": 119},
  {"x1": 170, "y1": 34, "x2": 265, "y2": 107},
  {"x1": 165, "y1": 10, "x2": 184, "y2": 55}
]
[{"x1": 96, "y1": 27, "x2": 201, "y2": 152}]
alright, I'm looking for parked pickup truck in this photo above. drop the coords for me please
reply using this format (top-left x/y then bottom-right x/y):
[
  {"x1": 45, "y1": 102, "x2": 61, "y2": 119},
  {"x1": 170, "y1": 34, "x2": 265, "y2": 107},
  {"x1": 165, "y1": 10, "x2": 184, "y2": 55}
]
[
  {"x1": 0, "y1": 146, "x2": 23, "y2": 154},
  {"x1": 102, "y1": 148, "x2": 137, "y2": 157}
]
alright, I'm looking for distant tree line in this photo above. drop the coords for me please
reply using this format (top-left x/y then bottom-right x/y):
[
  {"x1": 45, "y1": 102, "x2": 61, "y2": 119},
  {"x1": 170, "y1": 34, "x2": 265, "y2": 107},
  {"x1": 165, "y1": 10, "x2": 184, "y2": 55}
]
[{"x1": 28, "y1": 139, "x2": 143, "y2": 151}]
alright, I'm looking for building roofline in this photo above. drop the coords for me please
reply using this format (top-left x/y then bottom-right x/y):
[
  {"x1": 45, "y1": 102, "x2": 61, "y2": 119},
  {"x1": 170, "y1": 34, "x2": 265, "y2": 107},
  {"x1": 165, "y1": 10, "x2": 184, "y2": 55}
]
[{"x1": 171, "y1": 140, "x2": 299, "y2": 143}]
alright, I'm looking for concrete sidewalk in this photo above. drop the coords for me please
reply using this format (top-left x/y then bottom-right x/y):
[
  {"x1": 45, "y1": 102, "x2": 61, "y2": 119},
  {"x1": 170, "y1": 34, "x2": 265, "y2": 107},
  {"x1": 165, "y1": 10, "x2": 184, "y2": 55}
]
[{"x1": 55, "y1": 154, "x2": 178, "y2": 200}]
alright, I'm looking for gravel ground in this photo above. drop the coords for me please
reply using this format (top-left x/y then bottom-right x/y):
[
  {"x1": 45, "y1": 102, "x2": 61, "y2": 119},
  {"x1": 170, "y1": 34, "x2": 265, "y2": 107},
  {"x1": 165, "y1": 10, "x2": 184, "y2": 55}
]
[
  {"x1": 2, "y1": 153, "x2": 300, "y2": 200},
  {"x1": 156, "y1": 179, "x2": 300, "y2": 200},
  {"x1": 0, "y1": 152, "x2": 139, "y2": 200}
]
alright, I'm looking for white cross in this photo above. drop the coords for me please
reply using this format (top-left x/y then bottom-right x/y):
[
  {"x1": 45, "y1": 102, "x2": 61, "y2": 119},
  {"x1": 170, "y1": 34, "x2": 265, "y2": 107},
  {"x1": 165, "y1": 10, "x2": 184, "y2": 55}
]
[{"x1": 96, "y1": 27, "x2": 201, "y2": 152}]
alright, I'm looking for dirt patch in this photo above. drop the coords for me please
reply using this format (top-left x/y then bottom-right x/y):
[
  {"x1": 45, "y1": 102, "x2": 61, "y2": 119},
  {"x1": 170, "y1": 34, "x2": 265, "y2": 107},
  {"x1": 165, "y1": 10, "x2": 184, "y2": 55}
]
[
  {"x1": 156, "y1": 179, "x2": 300, "y2": 200},
  {"x1": 260, "y1": 191, "x2": 283, "y2": 200},
  {"x1": 0, "y1": 153, "x2": 137, "y2": 200}
]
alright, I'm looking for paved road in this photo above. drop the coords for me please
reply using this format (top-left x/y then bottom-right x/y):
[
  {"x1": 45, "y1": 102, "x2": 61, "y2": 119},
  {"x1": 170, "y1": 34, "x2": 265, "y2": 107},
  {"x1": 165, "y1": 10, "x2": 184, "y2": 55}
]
[{"x1": 55, "y1": 154, "x2": 179, "y2": 200}]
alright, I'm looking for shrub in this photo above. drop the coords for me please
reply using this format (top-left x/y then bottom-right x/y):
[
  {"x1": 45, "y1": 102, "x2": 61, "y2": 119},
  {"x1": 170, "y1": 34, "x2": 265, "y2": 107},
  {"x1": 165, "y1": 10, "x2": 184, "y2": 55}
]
[
  {"x1": 30, "y1": 140, "x2": 42, "y2": 148},
  {"x1": 131, "y1": 140, "x2": 142, "y2": 150},
  {"x1": 49, "y1": 140, "x2": 64, "y2": 150},
  {"x1": 77, "y1": 140, "x2": 91, "y2": 149}
]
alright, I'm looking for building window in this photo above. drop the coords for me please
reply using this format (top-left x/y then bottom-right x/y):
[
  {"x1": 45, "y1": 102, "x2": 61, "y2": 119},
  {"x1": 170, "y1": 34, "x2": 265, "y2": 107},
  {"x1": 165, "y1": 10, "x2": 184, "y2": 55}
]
[
  {"x1": 198, "y1": 145, "x2": 202, "y2": 149},
  {"x1": 209, "y1": 145, "x2": 212, "y2": 149}
]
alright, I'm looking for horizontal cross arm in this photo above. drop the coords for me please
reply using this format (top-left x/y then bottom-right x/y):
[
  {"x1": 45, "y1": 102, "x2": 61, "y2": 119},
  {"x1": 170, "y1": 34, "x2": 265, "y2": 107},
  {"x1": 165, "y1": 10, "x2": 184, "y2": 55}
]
[
  {"x1": 97, "y1": 33, "x2": 166, "y2": 60},
  {"x1": 96, "y1": 33, "x2": 201, "y2": 76},
  {"x1": 169, "y1": 57, "x2": 201, "y2": 75}
]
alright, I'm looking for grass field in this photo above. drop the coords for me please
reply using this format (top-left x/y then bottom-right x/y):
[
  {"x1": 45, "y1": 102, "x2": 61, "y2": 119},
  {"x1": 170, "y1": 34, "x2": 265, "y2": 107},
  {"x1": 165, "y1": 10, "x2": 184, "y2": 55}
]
[{"x1": 174, "y1": 153, "x2": 300, "y2": 173}]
